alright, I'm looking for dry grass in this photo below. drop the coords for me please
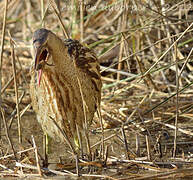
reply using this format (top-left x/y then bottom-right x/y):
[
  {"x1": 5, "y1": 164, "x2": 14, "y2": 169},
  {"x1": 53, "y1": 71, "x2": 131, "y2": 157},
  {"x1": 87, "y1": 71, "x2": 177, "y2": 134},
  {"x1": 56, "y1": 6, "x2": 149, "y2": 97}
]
[{"x1": 1, "y1": 0, "x2": 193, "y2": 179}]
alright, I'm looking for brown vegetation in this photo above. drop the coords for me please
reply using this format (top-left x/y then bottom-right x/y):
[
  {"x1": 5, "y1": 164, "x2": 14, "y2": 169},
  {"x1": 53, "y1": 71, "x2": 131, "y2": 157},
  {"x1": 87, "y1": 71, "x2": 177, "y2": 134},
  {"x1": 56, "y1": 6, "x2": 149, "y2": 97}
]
[{"x1": 1, "y1": 0, "x2": 193, "y2": 179}]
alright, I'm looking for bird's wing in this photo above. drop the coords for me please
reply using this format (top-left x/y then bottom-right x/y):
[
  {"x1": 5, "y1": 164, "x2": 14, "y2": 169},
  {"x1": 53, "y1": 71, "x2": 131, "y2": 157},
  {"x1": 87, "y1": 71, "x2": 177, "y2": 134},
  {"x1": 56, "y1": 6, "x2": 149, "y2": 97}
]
[{"x1": 63, "y1": 39, "x2": 102, "y2": 93}]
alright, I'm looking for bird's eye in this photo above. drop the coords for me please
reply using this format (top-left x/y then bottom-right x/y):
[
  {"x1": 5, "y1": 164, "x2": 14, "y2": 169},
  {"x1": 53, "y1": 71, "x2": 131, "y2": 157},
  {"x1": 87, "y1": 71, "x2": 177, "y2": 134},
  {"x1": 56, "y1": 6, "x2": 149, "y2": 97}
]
[{"x1": 39, "y1": 49, "x2": 48, "y2": 62}]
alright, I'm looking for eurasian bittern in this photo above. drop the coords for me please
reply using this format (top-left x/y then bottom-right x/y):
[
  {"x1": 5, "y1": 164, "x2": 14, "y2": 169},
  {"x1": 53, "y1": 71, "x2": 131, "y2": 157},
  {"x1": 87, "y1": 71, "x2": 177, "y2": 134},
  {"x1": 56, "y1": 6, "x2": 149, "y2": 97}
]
[{"x1": 30, "y1": 28, "x2": 102, "y2": 153}]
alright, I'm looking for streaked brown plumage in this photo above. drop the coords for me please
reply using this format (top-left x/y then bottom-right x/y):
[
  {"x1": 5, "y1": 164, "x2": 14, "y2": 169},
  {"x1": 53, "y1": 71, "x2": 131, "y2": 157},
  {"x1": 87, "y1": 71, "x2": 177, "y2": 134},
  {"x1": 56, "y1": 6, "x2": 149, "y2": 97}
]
[{"x1": 30, "y1": 28, "x2": 102, "y2": 148}]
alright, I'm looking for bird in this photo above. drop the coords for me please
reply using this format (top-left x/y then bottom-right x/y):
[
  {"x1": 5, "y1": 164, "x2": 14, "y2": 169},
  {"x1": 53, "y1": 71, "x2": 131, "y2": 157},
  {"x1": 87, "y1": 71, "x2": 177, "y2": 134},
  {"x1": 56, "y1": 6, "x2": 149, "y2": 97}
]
[{"x1": 30, "y1": 28, "x2": 102, "y2": 154}]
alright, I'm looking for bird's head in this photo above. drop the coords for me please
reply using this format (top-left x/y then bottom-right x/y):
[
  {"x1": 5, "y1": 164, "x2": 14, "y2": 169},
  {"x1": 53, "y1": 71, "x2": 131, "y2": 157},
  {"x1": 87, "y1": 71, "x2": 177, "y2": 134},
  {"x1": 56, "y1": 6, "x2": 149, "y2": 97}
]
[
  {"x1": 33, "y1": 28, "x2": 51, "y2": 71},
  {"x1": 32, "y1": 28, "x2": 55, "y2": 85}
]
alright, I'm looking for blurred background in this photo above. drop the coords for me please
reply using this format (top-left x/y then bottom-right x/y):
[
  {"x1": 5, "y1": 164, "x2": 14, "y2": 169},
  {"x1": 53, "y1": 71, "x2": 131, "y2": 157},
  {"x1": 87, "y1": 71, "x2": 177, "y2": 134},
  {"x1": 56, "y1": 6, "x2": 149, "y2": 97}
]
[{"x1": 1, "y1": 0, "x2": 193, "y2": 178}]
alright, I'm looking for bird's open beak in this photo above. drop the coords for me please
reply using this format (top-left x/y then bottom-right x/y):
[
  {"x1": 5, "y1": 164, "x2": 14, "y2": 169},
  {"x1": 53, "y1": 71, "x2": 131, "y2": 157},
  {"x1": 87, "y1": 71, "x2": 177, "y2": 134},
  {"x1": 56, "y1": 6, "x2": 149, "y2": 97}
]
[
  {"x1": 34, "y1": 47, "x2": 48, "y2": 70},
  {"x1": 34, "y1": 46, "x2": 49, "y2": 86}
]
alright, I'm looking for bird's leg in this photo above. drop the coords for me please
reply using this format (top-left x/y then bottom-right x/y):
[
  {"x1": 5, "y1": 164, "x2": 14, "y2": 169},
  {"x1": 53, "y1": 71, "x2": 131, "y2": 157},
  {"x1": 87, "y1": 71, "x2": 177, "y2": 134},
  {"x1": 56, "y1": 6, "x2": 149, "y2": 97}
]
[
  {"x1": 75, "y1": 125, "x2": 83, "y2": 158},
  {"x1": 43, "y1": 133, "x2": 50, "y2": 167},
  {"x1": 76, "y1": 124, "x2": 92, "y2": 160}
]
